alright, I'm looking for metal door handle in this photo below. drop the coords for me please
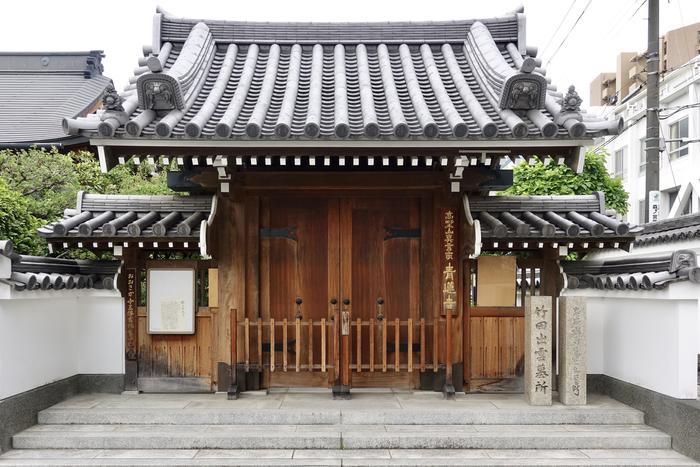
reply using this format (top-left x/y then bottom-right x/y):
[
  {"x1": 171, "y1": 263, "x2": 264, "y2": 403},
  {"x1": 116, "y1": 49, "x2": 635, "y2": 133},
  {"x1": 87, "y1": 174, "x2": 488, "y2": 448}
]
[
  {"x1": 341, "y1": 310, "x2": 351, "y2": 335},
  {"x1": 329, "y1": 298, "x2": 337, "y2": 321},
  {"x1": 376, "y1": 296, "x2": 385, "y2": 321},
  {"x1": 341, "y1": 299, "x2": 350, "y2": 335},
  {"x1": 295, "y1": 297, "x2": 303, "y2": 320}
]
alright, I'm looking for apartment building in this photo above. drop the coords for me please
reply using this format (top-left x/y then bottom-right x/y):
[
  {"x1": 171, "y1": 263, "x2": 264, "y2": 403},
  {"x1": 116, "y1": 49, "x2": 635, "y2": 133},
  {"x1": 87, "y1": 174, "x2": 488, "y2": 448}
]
[
  {"x1": 602, "y1": 55, "x2": 700, "y2": 224},
  {"x1": 590, "y1": 22, "x2": 699, "y2": 106}
]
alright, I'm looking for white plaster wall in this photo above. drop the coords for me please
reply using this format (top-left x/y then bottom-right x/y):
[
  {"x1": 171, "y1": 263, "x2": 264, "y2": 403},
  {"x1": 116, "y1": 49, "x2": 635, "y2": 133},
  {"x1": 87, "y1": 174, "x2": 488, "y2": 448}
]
[
  {"x1": 564, "y1": 282, "x2": 699, "y2": 399},
  {"x1": 0, "y1": 294, "x2": 124, "y2": 400}
]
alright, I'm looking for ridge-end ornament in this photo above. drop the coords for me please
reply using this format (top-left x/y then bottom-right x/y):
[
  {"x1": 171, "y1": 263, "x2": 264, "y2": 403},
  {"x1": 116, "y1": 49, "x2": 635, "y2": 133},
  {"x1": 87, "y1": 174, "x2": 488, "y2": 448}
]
[
  {"x1": 136, "y1": 73, "x2": 184, "y2": 116},
  {"x1": 102, "y1": 84, "x2": 124, "y2": 112},
  {"x1": 499, "y1": 73, "x2": 547, "y2": 113}
]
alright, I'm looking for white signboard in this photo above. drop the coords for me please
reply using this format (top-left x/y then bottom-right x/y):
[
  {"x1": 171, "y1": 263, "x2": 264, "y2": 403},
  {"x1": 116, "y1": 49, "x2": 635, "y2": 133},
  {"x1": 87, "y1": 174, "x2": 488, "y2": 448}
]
[
  {"x1": 147, "y1": 268, "x2": 196, "y2": 334},
  {"x1": 648, "y1": 190, "x2": 661, "y2": 223}
]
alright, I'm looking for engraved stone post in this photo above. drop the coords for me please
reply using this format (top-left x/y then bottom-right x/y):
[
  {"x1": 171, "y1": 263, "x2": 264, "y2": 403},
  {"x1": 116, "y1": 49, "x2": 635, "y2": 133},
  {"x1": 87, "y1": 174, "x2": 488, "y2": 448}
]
[
  {"x1": 558, "y1": 296, "x2": 587, "y2": 405},
  {"x1": 524, "y1": 296, "x2": 552, "y2": 406}
]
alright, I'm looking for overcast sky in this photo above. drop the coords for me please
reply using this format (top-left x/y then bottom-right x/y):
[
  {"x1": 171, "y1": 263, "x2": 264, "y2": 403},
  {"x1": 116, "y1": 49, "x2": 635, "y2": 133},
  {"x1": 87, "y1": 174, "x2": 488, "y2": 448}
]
[{"x1": 2, "y1": 0, "x2": 699, "y2": 105}]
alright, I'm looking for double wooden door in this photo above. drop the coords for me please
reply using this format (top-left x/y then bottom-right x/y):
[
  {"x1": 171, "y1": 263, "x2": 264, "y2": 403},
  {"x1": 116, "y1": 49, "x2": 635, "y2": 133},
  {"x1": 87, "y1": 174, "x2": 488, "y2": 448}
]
[{"x1": 260, "y1": 195, "x2": 421, "y2": 389}]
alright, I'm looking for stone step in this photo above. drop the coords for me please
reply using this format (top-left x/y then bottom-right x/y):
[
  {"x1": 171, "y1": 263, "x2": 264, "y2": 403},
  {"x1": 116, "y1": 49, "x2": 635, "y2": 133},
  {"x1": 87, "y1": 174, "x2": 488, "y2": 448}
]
[
  {"x1": 37, "y1": 407, "x2": 645, "y2": 426},
  {"x1": 0, "y1": 449, "x2": 697, "y2": 466},
  {"x1": 12, "y1": 424, "x2": 671, "y2": 451}
]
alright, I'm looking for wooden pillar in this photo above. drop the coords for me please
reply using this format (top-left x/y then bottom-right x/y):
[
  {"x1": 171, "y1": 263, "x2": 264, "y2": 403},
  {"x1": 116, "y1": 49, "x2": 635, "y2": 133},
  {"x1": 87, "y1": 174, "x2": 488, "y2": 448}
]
[
  {"x1": 216, "y1": 194, "x2": 246, "y2": 392},
  {"x1": 119, "y1": 247, "x2": 140, "y2": 391},
  {"x1": 439, "y1": 204, "x2": 458, "y2": 398}
]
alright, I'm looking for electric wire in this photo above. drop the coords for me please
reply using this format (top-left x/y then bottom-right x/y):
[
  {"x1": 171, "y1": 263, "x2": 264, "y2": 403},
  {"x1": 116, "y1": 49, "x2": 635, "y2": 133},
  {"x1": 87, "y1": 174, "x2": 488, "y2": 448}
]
[
  {"x1": 540, "y1": 0, "x2": 578, "y2": 58},
  {"x1": 544, "y1": 0, "x2": 594, "y2": 68}
]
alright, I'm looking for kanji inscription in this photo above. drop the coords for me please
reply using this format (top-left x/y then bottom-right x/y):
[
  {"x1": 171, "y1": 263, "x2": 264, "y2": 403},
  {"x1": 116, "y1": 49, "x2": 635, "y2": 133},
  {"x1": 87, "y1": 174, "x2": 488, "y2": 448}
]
[
  {"x1": 559, "y1": 296, "x2": 587, "y2": 405},
  {"x1": 125, "y1": 268, "x2": 137, "y2": 360},
  {"x1": 441, "y1": 209, "x2": 457, "y2": 315},
  {"x1": 525, "y1": 295, "x2": 552, "y2": 405}
]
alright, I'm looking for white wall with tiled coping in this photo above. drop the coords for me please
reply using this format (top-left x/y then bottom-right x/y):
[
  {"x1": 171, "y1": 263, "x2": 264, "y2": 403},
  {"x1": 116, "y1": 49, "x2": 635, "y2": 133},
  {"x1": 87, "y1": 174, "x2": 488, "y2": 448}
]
[
  {"x1": 563, "y1": 281, "x2": 700, "y2": 399},
  {"x1": 0, "y1": 290, "x2": 124, "y2": 400}
]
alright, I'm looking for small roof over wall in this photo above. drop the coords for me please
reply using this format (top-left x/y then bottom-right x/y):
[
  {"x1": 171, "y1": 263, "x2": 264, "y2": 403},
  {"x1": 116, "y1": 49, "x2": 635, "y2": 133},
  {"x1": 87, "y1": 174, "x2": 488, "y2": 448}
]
[
  {"x1": 466, "y1": 193, "x2": 637, "y2": 251},
  {"x1": 635, "y1": 213, "x2": 700, "y2": 247},
  {"x1": 63, "y1": 7, "x2": 622, "y2": 169},
  {"x1": 0, "y1": 240, "x2": 120, "y2": 292},
  {"x1": 0, "y1": 51, "x2": 112, "y2": 148},
  {"x1": 561, "y1": 249, "x2": 700, "y2": 291},
  {"x1": 38, "y1": 192, "x2": 216, "y2": 251}
]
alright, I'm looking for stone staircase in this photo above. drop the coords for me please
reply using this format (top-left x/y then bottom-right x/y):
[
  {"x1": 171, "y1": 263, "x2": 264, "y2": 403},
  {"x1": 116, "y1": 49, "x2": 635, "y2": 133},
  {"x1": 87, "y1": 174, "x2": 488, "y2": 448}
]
[{"x1": 0, "y1": 391, "x2": 697, "y2": 466}]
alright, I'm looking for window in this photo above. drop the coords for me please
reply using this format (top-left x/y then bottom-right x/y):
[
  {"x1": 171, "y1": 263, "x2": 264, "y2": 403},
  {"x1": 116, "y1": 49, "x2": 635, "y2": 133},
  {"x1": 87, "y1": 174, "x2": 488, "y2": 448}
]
[
  {"x1": 614, "y1": 147, "x2": 627, "y2": 179},
  {"x1": 669, "y1": 117, "x2": 689, "y2": 160},
  {"x1": 638, "y1": 199, "x2": 646, "y2": 224},
  {"x1": 639, "y1": 138, "x2": 647, "y2": 175}
]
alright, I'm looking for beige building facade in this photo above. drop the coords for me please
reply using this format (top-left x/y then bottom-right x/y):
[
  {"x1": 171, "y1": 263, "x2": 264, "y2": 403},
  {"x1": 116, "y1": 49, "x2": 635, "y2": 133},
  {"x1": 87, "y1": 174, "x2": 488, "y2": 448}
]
[{"x1": 590, "y1": 22, "x2": 699, "y2": 106}]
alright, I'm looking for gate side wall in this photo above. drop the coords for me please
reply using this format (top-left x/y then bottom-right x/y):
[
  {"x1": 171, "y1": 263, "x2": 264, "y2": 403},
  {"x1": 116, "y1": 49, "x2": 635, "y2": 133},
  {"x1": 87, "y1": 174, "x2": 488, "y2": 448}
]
[
  {"x1": 0, "y1": 293, "x2": 124, "y2": 400},
  {"x1": 564, "y1": 283, "x2": 699, "y2": 399}
]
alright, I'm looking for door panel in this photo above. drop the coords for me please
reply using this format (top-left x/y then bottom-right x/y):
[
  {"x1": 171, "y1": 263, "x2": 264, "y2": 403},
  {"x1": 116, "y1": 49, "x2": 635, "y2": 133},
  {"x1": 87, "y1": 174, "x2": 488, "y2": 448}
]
[
  {"x1": 262, "y1": 197, "x2": 338, "y2": 387},
  {"x1": 260, "y1": 195, "x2": 421, "y2": 389},
  {"x1": 341, "y1": 198, "x2": 421, "y2": 387}
]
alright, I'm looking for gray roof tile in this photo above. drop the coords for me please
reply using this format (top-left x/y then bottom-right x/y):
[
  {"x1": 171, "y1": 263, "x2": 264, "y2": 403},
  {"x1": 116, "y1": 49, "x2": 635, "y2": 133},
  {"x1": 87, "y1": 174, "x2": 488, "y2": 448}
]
[
  {"x1": 0, "y1": 51, "x2": 111, "y2": 144},
  {"x1": 38, "y1": 193, "x2": 215, "y2": 241},
  {"x1": 562, "y1": 250, "x2": 700, "y2": 291},
  {"x1": 0, "y1": 239, "x2": 120, "y2": 292},
  {"x1": 469, "y1": 194, "x2": 636, "y2": 241},
  {"x1": 66, "y1": 9, "x2": 621, "y2": 142}
]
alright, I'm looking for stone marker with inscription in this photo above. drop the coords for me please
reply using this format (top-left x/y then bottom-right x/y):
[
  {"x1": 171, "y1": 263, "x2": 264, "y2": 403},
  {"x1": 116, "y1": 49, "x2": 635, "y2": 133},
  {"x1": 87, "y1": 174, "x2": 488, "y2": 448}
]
[
  {"x1": 558, "y1": 296, "x2": 587, "y2": 405},
  {"x1": 524, "y1": 295, "x2": 552, "y2": 406}
]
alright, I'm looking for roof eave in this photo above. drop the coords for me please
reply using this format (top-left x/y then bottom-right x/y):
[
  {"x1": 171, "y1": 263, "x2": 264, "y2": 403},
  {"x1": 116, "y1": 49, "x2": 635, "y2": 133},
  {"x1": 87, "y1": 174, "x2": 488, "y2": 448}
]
[{"x1": 90, "y1": 137, "x2": 594, "y2": 149}]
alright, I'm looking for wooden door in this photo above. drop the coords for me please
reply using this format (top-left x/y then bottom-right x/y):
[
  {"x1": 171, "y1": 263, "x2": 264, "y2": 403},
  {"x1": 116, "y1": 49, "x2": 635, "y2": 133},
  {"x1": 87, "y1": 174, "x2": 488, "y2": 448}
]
[
  {"x1": 261, "y1": 195, "x2": 421, "y2": 389},
  {"x1": 340, "y1": 198, "x2": 421, "y2": 388},
  {"x1": 261, "y1": 197, "x2": 339, "y2": 387}
]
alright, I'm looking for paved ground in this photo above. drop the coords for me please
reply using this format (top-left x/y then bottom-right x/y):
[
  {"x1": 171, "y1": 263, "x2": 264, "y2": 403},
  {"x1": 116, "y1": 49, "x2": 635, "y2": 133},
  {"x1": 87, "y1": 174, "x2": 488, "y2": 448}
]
[
  {"x1": 0, "y1": 390, "x2": 697, "y2": 466},
  {"x1": 31, "y1": 388, "x2": 648, "y2": 411}
]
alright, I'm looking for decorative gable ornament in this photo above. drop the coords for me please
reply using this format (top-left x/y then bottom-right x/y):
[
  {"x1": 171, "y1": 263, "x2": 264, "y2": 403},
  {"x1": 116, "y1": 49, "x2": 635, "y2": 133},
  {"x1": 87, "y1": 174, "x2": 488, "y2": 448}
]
[
  {"x1": 102, "y1": 84, "x2": 124, "y2": 112},
  {"x1": 554, "y1": 85, "x2": 583, "y2": 126},
  {"x1": 499, "y1": 62, "x2": 547, "y2": 113},
  {"x1": 136, "y1": 73, "x2": 184, "y2": 116},
  {"x1": 560, "y1": 85, "x2": 583, "y2": 113}
]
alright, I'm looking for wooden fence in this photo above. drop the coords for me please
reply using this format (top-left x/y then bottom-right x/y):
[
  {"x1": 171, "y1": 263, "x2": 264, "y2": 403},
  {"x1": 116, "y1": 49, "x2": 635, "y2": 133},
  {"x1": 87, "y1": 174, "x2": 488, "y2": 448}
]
[{"x1": 232, "y1": 312, "x2": 456, "y2": 377}]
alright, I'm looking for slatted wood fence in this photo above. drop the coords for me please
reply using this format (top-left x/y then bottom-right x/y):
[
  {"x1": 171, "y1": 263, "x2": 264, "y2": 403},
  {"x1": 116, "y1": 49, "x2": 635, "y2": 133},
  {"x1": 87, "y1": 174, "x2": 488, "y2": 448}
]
[{"x1": 232, "y1": 313, "x2": 456, "y2": 376}]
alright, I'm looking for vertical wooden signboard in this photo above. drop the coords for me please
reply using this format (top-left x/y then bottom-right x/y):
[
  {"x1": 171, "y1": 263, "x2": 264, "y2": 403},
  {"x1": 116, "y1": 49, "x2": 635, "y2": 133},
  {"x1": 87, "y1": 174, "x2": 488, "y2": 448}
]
[
  {"x1": 440, "y1": 207, "x2": 458, "y2": 397},
  {"x1": 440, "y1": 208, "x2": 458, "y2": 316},
  {"x1": 126, "y1": 268, "x2": 137, "y2": 360},
  {"x1": 125, "y1": 268, "x2": 138, "y2": 390}
]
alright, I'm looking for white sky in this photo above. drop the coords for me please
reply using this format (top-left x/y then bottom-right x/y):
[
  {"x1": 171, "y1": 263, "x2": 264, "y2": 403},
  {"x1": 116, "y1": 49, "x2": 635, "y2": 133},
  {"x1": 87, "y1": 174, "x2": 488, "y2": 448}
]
[{"x1": 2, "y1": 0, "x2": 699, "y2": 105}]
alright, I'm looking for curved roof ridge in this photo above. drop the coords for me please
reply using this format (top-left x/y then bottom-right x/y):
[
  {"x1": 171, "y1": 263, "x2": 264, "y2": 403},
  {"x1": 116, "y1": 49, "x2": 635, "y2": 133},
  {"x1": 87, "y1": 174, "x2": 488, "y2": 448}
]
[{"x1": 155, "y1": 7, "x2": 522, "y2": 45}]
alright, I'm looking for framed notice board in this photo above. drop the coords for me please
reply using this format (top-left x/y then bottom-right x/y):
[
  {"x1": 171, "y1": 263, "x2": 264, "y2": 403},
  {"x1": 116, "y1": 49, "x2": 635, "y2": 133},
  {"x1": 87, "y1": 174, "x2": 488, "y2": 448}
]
[{"x1": 147, "y1": 268, "x2": 196, "y2": 334}]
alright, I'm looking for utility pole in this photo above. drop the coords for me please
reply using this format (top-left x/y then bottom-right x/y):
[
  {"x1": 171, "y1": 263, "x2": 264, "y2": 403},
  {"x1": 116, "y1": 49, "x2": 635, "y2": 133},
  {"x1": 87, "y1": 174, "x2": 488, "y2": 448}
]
[{"x1": 644, "y1": 0, "x2": 660, "y2": 223}]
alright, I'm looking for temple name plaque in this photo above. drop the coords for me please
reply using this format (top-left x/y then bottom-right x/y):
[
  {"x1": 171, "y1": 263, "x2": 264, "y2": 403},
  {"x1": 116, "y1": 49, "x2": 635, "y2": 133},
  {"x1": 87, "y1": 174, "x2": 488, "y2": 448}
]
[{"x1": 147, "y1": 268, "x2": 196, "y2": 334}]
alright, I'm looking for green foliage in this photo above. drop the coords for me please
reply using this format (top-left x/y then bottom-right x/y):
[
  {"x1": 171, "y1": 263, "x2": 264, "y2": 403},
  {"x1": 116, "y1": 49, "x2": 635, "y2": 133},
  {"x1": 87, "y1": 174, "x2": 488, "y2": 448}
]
[
  {"x1": 0, "y1": 147, "x2": 175, "y2": 255},
  {"x1": 504, "y1": 148, "x2": 629, "y2": 215},
  {"x1": 0, "y1": 179, "x2": 44, "y2": 255}
]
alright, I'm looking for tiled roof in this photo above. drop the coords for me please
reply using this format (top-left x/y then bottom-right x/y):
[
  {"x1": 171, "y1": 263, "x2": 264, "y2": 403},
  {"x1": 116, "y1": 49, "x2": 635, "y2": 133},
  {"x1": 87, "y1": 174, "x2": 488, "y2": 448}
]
[
  {"x1": 63, "y1": 8, "x2": 622, "y2": 143},
  {"x1": 467, "y1": 193, "x2": 636, "y2": 245},
  {"x1": 0, "y1": 51, "x2": 112, "y2": 146},
  {"x1": 0, "y1": 240, "x2": 120, "y2": 292},
  {"x1": 562, "y1": 250, "x2": 700, "y2": 291},
  {"x1": 38, "y1": 192, "x2": 215, "y2": 244},
  {"x1": 635, "y1": 213, "x2": 700, "y2": 247}
]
